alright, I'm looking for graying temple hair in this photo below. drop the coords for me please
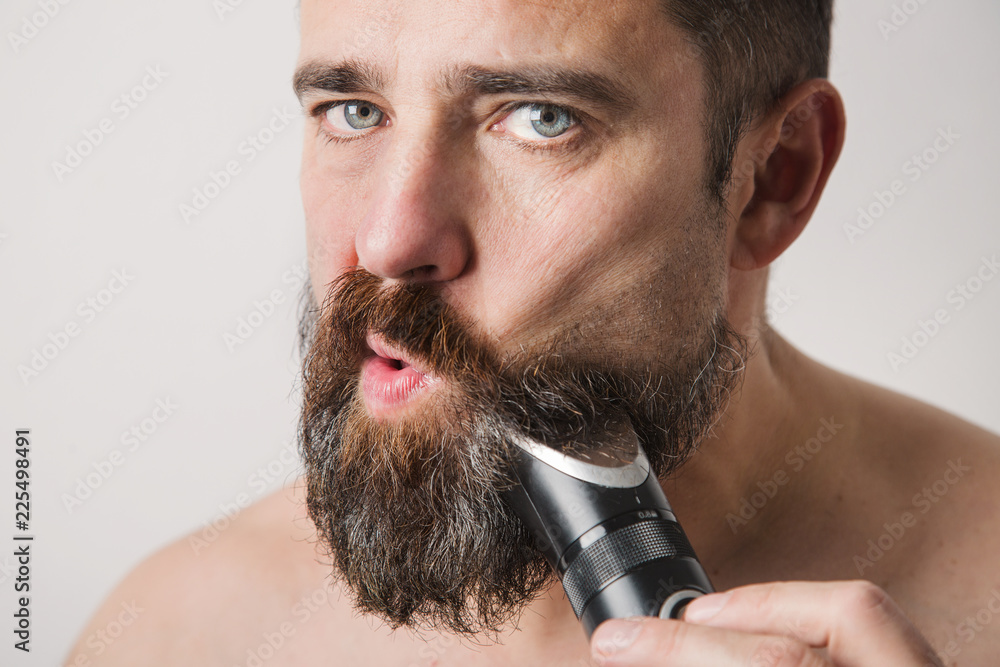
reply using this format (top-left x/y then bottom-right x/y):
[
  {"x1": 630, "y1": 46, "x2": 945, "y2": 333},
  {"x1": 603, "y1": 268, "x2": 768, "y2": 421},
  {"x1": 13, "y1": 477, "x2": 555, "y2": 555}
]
[{"x1": 657, "y1": 0, "x2": 834, "y2": 201}]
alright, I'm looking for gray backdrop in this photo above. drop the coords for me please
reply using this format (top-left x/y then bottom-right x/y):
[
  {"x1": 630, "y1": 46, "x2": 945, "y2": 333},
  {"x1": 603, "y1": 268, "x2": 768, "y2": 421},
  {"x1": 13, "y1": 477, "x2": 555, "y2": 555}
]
[{"x1": 2, "y1": 0, "x2": 998, "y2": 664}]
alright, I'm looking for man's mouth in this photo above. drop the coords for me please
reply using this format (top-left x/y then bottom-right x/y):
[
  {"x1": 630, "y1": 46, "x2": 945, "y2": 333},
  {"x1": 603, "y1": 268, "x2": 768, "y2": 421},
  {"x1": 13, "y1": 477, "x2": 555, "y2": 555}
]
[{"x1": 361, "y1": 333, "x2": 440, "y2": 418}]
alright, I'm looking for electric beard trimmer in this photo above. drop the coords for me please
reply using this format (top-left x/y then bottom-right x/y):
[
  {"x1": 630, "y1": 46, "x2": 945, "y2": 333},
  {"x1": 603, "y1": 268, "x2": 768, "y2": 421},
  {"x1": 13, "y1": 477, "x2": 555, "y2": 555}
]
[{"x1": 501, "y1": 421, "x2": 713, "y2": 637}]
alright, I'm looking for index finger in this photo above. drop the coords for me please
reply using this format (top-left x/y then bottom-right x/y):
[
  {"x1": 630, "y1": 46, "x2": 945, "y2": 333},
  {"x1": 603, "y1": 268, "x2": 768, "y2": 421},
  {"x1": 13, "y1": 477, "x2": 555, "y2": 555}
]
[{"x1": 681, "y1": 580, "x2": 943, "y2": 666}]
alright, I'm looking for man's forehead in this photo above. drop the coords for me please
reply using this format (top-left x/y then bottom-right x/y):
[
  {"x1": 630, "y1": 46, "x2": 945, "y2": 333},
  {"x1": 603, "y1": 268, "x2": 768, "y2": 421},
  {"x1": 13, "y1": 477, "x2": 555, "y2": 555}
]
[{"x1": 296, "y1": 0, "x2": 683, "y2": 101}]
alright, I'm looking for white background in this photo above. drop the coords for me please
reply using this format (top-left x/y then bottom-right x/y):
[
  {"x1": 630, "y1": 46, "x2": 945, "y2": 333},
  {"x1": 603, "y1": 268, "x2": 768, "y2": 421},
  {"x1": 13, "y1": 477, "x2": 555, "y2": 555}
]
[{"x1": 1, "y1": 0, "x2": 998, "y2": 664}]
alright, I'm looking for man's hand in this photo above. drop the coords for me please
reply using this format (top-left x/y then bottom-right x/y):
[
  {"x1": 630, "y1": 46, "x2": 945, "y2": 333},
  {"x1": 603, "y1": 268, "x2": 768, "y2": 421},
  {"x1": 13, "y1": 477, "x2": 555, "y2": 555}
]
[{"x1": 589, "y1": 580, "x2": 944, "y2": 666}]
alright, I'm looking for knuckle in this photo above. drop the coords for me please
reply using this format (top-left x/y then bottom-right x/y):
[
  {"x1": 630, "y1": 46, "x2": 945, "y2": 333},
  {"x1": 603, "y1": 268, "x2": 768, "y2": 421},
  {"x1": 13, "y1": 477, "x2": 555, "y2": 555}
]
[
  {"x1": 738, "y1": 581, "x2": 784, "y2": 622},
  {"x1": 836, "y1": 580, "x2": 897, "y2": 624},
  {"x1": 725, "y1": 582, "x2": 769, "y2": 612}
]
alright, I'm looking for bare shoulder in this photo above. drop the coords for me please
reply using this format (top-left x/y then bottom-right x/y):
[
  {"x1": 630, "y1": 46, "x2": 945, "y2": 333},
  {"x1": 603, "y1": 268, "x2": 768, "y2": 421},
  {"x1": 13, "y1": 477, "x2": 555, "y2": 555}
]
[
  {"x1": 65, "y1": 483, "x2": 383, "y2": 666},
  {"x1": 851, "y1": 374, "x2": 1000, "y2": 519},
  {"x1": 846, "y1": 375, "x2": 1000, "y2": 663}
]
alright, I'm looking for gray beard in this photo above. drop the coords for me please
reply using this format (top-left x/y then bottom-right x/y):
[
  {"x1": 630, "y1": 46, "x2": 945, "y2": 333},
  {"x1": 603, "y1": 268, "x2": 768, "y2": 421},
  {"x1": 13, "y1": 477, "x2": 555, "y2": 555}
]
[{"x1": 296, "y1": 269, "x2": 748, "y2": 637}]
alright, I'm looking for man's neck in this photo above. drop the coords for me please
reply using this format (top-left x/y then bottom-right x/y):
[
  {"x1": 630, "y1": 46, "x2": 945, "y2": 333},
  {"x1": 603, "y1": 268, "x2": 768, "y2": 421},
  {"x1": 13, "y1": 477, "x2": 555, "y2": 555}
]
[
  {"x1": 664, "y1": 328, "x2": 859, "y2": 581},
  {"x1": 503, "y1": 328, "x2": 862, "y2": 648}
]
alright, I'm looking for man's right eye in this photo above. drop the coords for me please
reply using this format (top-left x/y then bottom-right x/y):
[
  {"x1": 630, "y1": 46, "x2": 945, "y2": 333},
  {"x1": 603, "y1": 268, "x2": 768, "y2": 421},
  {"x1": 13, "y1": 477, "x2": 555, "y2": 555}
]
[{"x1": 317, "y1": 100, "x2": 387, "y2": 141}]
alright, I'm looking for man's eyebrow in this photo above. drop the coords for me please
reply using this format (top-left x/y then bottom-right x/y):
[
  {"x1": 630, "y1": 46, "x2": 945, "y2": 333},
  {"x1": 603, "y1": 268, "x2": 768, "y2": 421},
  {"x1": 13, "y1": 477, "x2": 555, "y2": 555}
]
[
  {"x1": 293, "y1": 59, "x2": 637, "y2": 112},
  {"x1": 441, "y1": 63, "x2": 637, "y2": 112},
  {"x1": 294, "y1": 59, "x2": 387, "y2": 101}
]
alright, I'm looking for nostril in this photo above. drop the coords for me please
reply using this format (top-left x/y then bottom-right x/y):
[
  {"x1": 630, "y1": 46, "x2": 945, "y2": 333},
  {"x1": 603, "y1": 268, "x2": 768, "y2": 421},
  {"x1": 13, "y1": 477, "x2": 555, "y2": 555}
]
[{"x1": 406, "y1": 265, "x2": 437, "y2": 280}]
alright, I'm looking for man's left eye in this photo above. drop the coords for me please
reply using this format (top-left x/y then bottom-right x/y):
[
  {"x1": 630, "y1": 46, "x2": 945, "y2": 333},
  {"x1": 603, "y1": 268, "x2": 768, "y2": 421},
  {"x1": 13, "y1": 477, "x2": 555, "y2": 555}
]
[
  {"x1": 324, "y1": 101, "x2": 385, "y2": 134},
  {"x1": 500, "y1": 103, "x2": 577, "y2": 142}
]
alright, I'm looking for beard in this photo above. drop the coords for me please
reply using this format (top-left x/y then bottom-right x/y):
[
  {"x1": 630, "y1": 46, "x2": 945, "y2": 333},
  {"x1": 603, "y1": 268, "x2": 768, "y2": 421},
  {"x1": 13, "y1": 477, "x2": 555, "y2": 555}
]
[{"x1": 297, "y1": 267, "x2": 749, "y2": 638}]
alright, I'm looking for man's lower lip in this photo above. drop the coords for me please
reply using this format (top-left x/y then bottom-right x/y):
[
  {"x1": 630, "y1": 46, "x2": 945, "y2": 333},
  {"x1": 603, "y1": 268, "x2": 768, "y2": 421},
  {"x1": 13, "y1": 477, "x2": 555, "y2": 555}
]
[{"x1": 361, "y1": 355, "x2": 436, "y2": 416}]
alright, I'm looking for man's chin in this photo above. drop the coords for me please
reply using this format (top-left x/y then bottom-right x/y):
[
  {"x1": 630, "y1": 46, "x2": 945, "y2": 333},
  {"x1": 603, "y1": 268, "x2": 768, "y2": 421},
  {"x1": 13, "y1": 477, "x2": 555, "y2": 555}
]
[{"x1": 301, "y1": 399, "x2": 552, "y2": 637}]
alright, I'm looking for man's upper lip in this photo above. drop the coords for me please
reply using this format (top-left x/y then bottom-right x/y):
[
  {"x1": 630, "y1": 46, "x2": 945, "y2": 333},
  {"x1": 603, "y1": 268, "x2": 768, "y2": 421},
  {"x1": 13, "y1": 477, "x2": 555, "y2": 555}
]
[{"x1": 365, "y1": 333, "x2": 433, "y2": 376}]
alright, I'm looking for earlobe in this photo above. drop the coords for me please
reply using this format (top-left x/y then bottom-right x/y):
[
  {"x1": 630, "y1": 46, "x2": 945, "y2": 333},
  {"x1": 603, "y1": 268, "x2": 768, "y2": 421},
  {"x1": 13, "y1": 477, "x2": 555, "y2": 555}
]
[{"x1": 730, "y1": 80, "x2": 846, "y2": 271}]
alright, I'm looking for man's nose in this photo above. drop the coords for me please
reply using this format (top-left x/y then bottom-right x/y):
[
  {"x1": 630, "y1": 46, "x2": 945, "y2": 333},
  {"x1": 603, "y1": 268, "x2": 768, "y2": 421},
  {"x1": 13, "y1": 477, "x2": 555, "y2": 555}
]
[{"x1": 355, "y1": 137, "x2": 473, "y2": 284}]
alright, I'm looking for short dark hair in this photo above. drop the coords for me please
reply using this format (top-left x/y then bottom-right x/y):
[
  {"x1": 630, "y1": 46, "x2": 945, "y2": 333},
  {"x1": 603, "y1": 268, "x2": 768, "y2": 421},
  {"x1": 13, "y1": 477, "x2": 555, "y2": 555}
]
[{"x1": 659, "y1": 0, "x2": 834, "y2": 203}]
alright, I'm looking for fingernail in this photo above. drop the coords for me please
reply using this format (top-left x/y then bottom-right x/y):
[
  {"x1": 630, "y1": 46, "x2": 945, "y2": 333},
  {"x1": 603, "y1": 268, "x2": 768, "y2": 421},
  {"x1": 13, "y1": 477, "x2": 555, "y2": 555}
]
[
  {"x1": 683, "y1": 591, "x2": 732, "y2": 623},
  {"x1": 591, "y1": 618, "x2": 644, "y2": 659}
]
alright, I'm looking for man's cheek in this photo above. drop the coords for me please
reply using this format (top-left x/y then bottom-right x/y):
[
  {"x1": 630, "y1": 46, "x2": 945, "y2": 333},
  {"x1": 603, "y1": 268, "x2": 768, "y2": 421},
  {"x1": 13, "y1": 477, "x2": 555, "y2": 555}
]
[
  {"x1": 416, "y1": 248, "x2": 595, "y2": 350},
  {"x1": 305, "y1": 222, "x2": 358, "y2": 302},
  {"x1": 477, "y1": 255, "x2": 598, "y2": 345}
]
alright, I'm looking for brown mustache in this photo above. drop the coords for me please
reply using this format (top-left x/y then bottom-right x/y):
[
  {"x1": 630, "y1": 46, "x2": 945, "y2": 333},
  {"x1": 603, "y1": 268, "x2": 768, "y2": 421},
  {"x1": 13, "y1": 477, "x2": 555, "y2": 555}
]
[
  {"x1": 317, "y1": 268, "x2": 499, "y2": 385},
  {"x1": 302, "y1": 267, "x2": 750, "y2": 476},
  {"x1": 308, "y1": 269, "x2": 605, "y2": 437},
  {"x1": 302, "y1": 268, "x2": 508, "y2": 477}
]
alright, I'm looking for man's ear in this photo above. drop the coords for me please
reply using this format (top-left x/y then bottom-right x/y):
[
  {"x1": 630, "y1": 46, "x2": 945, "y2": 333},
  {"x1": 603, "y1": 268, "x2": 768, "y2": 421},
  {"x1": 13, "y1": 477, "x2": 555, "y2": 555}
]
[{"x1": 729, "y1": 79, "x2": 846, "y2": 271}]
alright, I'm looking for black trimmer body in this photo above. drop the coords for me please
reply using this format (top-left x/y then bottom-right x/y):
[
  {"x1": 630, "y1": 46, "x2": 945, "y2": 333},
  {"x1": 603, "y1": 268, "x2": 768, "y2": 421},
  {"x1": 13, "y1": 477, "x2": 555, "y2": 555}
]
[{"x1": 501, "y1": 424, "x2": 713, "y2": 637}]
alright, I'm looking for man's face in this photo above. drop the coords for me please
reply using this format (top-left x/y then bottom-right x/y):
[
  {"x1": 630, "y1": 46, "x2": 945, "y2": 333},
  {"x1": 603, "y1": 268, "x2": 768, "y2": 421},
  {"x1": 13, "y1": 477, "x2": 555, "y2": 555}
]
[
  {"x1": 295, "y1": 0, "x2": 746, "y2": 637},
  {"x1": 298, "y1": 0, "x2": 729, "y2": 362}
]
